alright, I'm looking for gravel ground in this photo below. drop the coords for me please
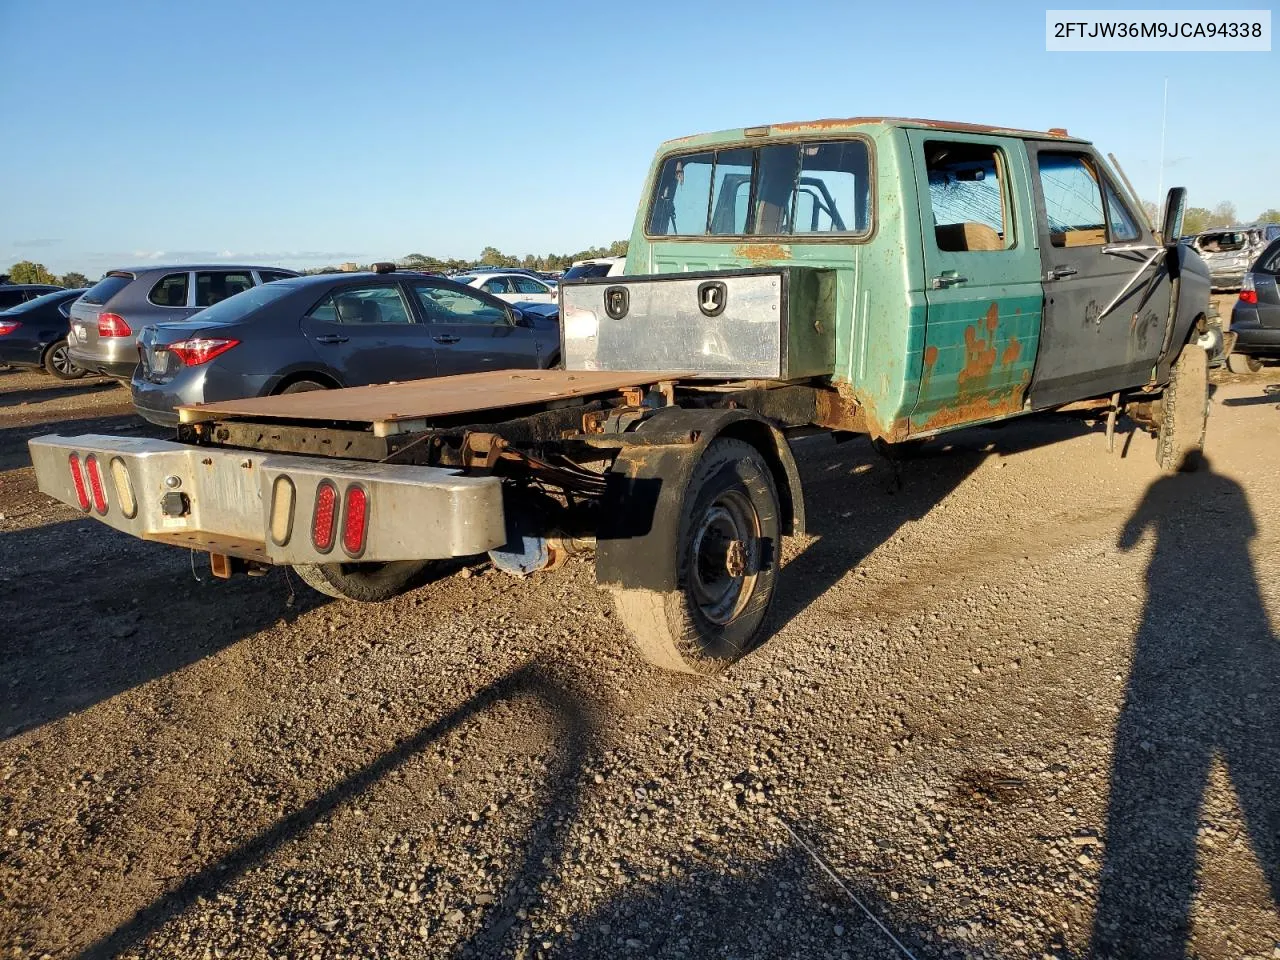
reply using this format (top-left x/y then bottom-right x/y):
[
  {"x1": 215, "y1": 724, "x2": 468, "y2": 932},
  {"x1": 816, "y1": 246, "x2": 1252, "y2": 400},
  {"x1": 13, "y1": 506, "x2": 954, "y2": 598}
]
[{"x1": 1, "y1": 362, "x2": 1279, "y2": 960}]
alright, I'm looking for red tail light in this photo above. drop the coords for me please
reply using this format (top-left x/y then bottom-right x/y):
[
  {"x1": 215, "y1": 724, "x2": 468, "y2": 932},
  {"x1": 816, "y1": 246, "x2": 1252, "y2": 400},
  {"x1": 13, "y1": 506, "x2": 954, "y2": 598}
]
[
  {"x1": 84, "y1": 454, "x2": 108, "y2": 514},
  {"x1": 69, "y1": 454, "x2": 90, "y2": 511},
  {"x1": 98, "y1": 312, "x2": 132, "y2": 337},
  {"x1": 1239, "y1": 290, "x2": 1258, "y2": 305},
  {"x1": 167, "y1": 337, "x2": 240, "y2": 366},
  {"x1": 341, "y1": 485, "x2": 368, "y2": 557},
  {"x1": 311, "y1": 480, "x2": 338, "y2": 553},
  {"x1": 0, "y1": 321, "x2": 19, "y2": 336}
]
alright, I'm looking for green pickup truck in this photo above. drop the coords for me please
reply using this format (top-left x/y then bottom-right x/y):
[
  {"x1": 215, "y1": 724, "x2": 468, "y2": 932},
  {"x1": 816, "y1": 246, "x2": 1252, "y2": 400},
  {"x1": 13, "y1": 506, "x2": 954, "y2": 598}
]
[{"x1": 30, "y1": 117, "x2": 1213, "y2": 675}]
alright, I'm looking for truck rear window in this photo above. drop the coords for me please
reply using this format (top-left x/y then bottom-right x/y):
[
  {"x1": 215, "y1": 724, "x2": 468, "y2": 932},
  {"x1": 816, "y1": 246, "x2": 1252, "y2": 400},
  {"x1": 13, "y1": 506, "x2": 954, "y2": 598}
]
[{"x1": 647, "y1": 139, "x2": 871, "y2": 238}]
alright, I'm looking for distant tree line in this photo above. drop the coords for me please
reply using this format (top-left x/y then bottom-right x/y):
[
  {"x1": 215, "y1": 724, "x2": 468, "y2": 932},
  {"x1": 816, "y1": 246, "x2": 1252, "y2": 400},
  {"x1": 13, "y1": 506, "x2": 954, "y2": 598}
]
[
  {"x1": 1140, "y1": 201, "x2": 1280, "y2": 236},
  {"x1": 3, "y1": 260, "x2": 90, "y2": 288}
]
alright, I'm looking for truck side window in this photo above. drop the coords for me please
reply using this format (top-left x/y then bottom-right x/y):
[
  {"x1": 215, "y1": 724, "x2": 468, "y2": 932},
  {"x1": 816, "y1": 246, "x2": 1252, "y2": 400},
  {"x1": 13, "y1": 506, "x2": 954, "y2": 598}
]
[
  {"x1": 649, "y1": 152, "x2": 713, "y2": 235},
  {"x1": 924, "y1": 141, "x2": 1009, "y2": 252},
  {"x1": 1102, "y1": 178, "x2": 1140, "y2": 242},
  {"x1": 1037, "y1": 153, "x2": 1107, "y2": 247}
]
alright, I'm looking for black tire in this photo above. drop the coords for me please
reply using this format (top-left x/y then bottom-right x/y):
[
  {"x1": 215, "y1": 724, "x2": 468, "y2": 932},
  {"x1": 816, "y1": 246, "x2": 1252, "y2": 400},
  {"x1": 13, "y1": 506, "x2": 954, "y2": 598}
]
[
  {"x1": 1156, "y1": 343, "x2": 1209, "y2": 472},
  {"x1": 277, "y1": 379, "x2": 328, "y2": 395},
  {"x1": 611, "y1": 438, "x2": 781, "y2": 675},
  {"x1": 43, "y1": 340, "x2": 85, "y2": 380},
  {"x1": 1226, "y1": 352, "x2": 1262, "y2": 375},
  {"x1": 292, "y1": 560, "x2": 437, "y2": 602}
]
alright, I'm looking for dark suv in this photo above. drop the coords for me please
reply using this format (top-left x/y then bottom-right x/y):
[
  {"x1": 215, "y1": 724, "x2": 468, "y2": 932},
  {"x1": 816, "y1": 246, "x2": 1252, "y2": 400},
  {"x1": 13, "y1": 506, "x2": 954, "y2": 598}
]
[{"x1": 67, "y1": 265, "x2": 299, "y2": 379}]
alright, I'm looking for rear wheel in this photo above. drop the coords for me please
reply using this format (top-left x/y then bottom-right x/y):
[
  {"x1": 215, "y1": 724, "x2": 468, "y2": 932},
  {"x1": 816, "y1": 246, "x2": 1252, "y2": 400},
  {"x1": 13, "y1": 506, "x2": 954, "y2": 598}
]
[
  {"x1": 277, "y1": 379, "x2": 328, "y2": 395},
  {"x1": 1226, "y1": 352, "x2": 1262, "y2": 375},
  {"x1": 1156, "y1": 343, "x2": 1209, "y2": 472},
  {"x1": 610, "y1": 438, "x2": 781, "y2": 675},
  {"x1": 44, "y1": 340, "x2": 85, "y2": 380},
  {"x1": 292, "y1": 560, "x2": 438, "y2": 602}
]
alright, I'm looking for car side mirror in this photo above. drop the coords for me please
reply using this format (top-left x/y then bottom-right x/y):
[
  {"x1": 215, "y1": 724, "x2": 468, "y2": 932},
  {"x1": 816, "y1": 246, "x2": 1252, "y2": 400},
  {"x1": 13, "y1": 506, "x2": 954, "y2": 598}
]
[
  {"x1": 510, "y1": 308, "x2": 533, "y2": 328},
  {"x1": 1162, "y1": 187, "x2": 1187, "y2": 244}
]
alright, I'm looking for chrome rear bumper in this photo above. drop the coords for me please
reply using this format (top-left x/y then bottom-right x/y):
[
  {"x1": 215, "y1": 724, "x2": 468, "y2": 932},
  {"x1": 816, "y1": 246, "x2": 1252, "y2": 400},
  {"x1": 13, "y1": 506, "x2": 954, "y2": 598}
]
[{"x1": 29, "y1": 435, "x2": 506, "y2": 564}]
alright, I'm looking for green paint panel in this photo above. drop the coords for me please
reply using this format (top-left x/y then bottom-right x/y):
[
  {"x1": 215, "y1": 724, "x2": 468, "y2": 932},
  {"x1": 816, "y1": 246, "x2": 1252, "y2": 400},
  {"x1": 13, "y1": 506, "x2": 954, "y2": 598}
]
[{"x1": 623, "y1": 120, "x2": 1051, "y2": 439}]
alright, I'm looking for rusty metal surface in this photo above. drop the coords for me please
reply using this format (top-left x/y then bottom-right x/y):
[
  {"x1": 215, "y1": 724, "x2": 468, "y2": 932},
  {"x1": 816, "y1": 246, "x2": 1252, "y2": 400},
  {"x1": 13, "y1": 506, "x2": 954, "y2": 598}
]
[
  {"x1": 143, "y1": 530, "x2": 268, "y2": 562},
  {"x1": 919, "y1": 305, "x2": 1031, "y2": 432},
  {"x1": 663, "y1": 117, "x2": 1089, "y2": 149},
  {"x1": 180, "y1": 370, "x2": 689, "y2": 430}
]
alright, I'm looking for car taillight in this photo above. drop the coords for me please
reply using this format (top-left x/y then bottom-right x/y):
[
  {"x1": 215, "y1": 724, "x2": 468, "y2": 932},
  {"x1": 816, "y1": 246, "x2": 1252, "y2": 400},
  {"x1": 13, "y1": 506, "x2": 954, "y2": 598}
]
[
  {"x1": 1240, "y1": 273, "x2": 1258, "y2": 305},
  {"x1": 84, "y1": 454, "x2": 108, "y2": 514},
  {"x1": 98, "y1": 312, "x2": 132, "y2": 337},
  {"x1": 68, "y1": 454, "x2": 90, "y2": 511},
  {"x1": 311, "y1": 480, "x2": 338, "y2": 553},
  {"x1": 0, "y1": 321, "x2": 20, "y2": 336},
  {"x1": 341, "y1": 485, "x2": 368, "y2": 558},
  {"x1": 168, "y1": 338, "x2": 240, "y2": 366}
]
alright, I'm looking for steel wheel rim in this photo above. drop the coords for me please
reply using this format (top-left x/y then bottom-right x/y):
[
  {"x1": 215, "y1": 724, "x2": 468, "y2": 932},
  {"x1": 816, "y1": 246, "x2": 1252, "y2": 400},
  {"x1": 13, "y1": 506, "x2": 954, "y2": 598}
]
[{"x1": 690, "y1": 490, "x2": 760, "y2": 626}]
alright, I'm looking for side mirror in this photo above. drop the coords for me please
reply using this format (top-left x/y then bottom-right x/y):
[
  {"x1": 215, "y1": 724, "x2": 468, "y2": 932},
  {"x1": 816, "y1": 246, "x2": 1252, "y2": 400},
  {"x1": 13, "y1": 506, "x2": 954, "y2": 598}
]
[
  {"x1": 510, "y1": 308, "x2": 533, "y2": 328},
  {"x1": 1161, "y1": 187, "x2": 1187, "y2": 244}
]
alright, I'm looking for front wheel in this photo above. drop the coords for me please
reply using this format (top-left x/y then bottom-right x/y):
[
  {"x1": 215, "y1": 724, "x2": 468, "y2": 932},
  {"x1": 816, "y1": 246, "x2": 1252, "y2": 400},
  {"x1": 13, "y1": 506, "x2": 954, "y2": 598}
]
[
  {"x1": 44, "y1": 340, "x2": 85, "y2": 380},
  {"x1": 292, "y1": 560, "x2": 438, "y2": 602},
  {"x1": 610, "y1": 438, "x2": 781, "y2": 675},
  {"x1": 1226, "y1": 352, "x2": 1262, "y2": 375},
  {"x1": 1156, "y1": 343, "x2": 1209, "y2": 472}
]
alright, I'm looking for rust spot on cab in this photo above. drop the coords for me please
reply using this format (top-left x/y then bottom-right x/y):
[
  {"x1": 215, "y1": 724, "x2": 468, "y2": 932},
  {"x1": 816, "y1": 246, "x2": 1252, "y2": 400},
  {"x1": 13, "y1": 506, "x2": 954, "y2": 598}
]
[
  {"x1": 923, "y1": 345, "x2": 939, "y2": 366},
  {"x1": 1001, "y1": 339, "x2": 1022, "y2": 366},
  {"x1": 920, "y1": 306, "x2": 1027, "y2": 433},
  {"x1": 732, "y1": 243, "x2": 791, "y2": 262}
]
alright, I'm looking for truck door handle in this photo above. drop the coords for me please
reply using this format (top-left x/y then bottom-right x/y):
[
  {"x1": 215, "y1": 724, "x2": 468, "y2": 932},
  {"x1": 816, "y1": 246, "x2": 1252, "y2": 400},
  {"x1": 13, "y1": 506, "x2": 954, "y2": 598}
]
[
  {"x1": 931, "y1": 275, "x2": 969, "y2": 289},
  {"x1": 432, "y1": 335, "x2": 460, "y2": 345},
  {"x1": 1047, "y1": 265, "x2": 1079, "y2": 280},
  {"x1": 314, "y1": 334, "x2": 348, "y2": 344}
]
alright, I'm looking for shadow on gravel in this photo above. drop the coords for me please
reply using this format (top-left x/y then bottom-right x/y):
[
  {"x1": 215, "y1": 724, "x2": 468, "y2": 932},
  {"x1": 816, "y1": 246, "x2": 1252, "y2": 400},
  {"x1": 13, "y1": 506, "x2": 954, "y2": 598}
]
[
  {"x1": 0, "y1": 519, "x2": 323, "y2": 739},
  {"x1": 767, "y1": 414, "x2": 1098, "y2": 638},
  {"x1": 1091, "y1": 455, "x2": 1280, "y2": 958},
  {"x1": 0, "y1": 377, "x2": 119, "y2": 408},
  {"x1": 547, "y1": 825, "x2": 984, "y2": 960},
  {"x1": 0, "y1": 412, "x2": 162, "y2": 471},
  {"x1": 73, "y1": 663, "x2": 597, "y2": 960}
]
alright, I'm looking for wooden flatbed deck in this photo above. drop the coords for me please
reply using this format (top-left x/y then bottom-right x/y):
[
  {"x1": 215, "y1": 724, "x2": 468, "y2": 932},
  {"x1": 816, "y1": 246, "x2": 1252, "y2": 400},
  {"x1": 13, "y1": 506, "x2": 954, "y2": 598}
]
[{"x1": 179, "y1": 369, "x2": 687, "y2": 437}]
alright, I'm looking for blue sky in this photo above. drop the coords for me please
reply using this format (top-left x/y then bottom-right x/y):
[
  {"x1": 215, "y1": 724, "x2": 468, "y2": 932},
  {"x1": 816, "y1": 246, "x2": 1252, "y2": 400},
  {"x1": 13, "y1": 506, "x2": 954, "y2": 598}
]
[{"x1": 1, "y1": 0, "x2": 1274, "y2": 276}]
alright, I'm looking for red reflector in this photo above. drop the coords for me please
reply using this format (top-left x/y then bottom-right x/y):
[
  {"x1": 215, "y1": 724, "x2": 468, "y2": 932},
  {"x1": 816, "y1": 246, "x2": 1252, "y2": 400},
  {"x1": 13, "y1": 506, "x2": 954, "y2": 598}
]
[
  {"x1": 69, "y1": 454, "x2": 90, "y2": 511},
  {"x1": 1239, "y1": 290, "x2": 1258, "y2": 305},
  {"x1": 84, "y1": 454, "x2": 108, "y2": 514},
  {"x1": 311, "y1": 481, "x2": 338, "y2": 553},
  {"x1": 342, "y1": 485, "x2": 368, "y2": 557},
  {"x1": 98, "y1": 312, "x2": 132, "y2": 337},
  {"x1": 0, "y1": 321, "x2": 20, "y2": 336}
]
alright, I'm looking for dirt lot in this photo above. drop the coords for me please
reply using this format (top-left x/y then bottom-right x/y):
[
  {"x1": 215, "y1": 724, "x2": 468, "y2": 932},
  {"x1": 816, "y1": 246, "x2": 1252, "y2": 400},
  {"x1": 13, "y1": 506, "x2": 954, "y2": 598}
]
[{"x1": 1, "y1": 363, "x2": 1278, "y2": 960}]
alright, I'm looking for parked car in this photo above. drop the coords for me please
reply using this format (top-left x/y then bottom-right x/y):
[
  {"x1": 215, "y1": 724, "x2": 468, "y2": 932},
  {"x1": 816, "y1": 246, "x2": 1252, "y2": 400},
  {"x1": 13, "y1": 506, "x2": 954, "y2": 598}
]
[
  {"x1": 1189, "y1": 223, "x2": 1280, "y2": 291},
  {"x1": 131, "y1": 266, "x2": 561, "y2": 426},
  {"x1": 452, "y1": 271, "x2": 557, "y2": 303},
  {"x1": 0, "y1": 288, "x2": 89, "y2": 378},
  {"x1": 560, "y1": 256, "x2": 626, "y2": 281},
  {"x1": 0, "y1": 283, "x2": 63, "y2": 311},
  {"x1": 67, "y1": 265, "x2": 300, "y2": 380},
  {"x1": 1227, "y1": 236, "x2": 1280, "y2": 373}
]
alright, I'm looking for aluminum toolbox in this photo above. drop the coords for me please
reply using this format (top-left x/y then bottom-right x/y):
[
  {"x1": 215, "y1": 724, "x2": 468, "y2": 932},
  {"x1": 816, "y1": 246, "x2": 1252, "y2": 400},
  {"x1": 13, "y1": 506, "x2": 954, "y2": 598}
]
[{"x1": 559, "y1": 267, "x2": 836, "y2": 380}]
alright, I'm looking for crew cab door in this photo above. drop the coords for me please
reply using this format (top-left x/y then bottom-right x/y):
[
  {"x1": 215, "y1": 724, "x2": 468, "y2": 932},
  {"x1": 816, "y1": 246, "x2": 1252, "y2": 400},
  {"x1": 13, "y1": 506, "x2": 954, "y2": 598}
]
[
  {"x1": 906, "y1": 132, "x2": 1043, "y2": 432},
  {"x1": 1024, "y1": 144, "x2": 1171, "y2": 408}
]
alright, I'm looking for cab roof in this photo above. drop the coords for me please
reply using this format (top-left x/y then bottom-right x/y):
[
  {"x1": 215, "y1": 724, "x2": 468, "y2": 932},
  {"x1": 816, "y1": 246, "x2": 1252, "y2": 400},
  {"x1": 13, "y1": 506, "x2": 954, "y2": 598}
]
[{"x1": 661, "y1": 117, "x2": 1091, "y2": 150}]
